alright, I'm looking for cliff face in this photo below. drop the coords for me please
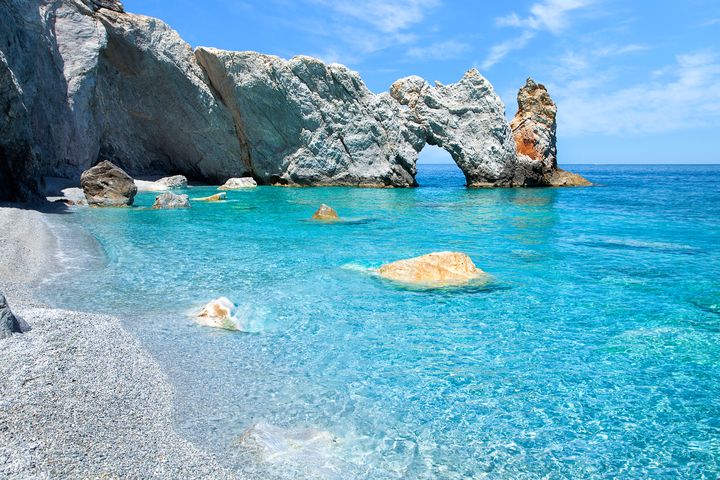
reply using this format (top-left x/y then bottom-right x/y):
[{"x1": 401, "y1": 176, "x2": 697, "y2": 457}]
[
  {"x1": 0, "y1": 1, "x2": 587, "y2": 201},
  {"x1": 195, "y1": 48, "x2": 419, "y2": 187},
  {"x1": 0, "y1": 0, "x2": 246, "y2": 201}
]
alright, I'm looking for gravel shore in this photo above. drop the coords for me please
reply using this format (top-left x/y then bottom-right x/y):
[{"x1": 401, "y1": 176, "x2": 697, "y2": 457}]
[{"x1": 0, "y1": 205, "x2": 237, "y2": 479}]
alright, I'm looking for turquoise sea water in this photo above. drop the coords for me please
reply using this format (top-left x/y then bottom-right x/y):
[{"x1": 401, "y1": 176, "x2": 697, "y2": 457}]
[{"x1": 43, "y1": 164, "x2": 720, "y2": 479}]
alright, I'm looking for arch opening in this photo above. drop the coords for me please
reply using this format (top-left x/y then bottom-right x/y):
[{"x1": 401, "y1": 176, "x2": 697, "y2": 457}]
[{"x1": 415, "y1": 144, "x2": 466, "y2": 188}]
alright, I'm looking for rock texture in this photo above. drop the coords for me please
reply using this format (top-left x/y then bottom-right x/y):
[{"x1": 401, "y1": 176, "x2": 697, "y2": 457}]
[
  {"x1": 1, "y1": 291, "x2": 30, "y2": 339},
  {"x1": 195, "y1": 48, "x2": 419, "y2": 187},
  {"x1": 0, "y1": 1, "x2": 588, "y2": 201},
  {"x1": 0, "y1": 0, "x2": 247, "y2": 202},
  {"x1": 152, "y1": 192, "x2": 190, "y2": 209},
  {"x1": 311, "y1": 204, "x2": 339, "y2": 221},
  {"x1": 377, "y1": 252, "x2": 486, "y2": 287},
  {"x1": 80, "y1": 160, "x2": 137, "y2": 206},
  {"x1": 510, "y1": 78, "x2": 590, "y2": 186},
  {"x1": 219, "y1": 177, "x2": 257, "y2": 190},
  {"x1": 390, "y1": 71, "x2": 519, "y2": 187},
  {"x1": 157, "y1": 175, "x2": 188, "y2": 189}
]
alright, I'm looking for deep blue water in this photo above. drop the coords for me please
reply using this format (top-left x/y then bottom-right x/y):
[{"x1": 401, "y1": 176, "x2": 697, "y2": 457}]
[{"x1": 43, "y1": 164, "x2": 720, "y2": 479}]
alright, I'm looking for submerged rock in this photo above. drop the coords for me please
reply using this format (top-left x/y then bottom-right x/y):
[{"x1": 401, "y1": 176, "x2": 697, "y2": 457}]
[
  {"x1": 0, "y1": 292, "x2": 30, "y2": 339},
  {"x1": 152, "y1": 192, "x2": 190, "y2": 209},
  {"x1": 219, "y1": 177, "x2": 257, "y2": 189},
  {"x1": 239, "y1": 422, "x2": 337, "y2": 463},
  {"x1": 196, "y1": 297, "x2": 238, "y2": 330},
  {"x1": 156, "y1": 175, "x2": 188, "y2": 189},
  {"x1": 311, "y1": 204, "x2": 339, "y2": 221},
  {"x1": 377, "y1": 252, "x2": 486, "y2": 286},
  {"x1": 194, "y1": 192, "x2": 227, "y2": 202},
  {"x1": 510, "y1": 78, "x2": 590, "y2": 187},
  {"x1": 80, "y1": 160, "x2": 137, "y2": 206}
]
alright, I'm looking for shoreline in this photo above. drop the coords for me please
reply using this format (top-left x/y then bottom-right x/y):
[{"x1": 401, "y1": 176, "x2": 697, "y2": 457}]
[{"x1": 0, "y1": 204, "x2": 236, "y2": 478}]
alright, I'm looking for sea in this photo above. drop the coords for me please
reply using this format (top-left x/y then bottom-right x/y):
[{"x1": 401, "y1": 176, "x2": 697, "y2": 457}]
[{"x1": 41, "y1": 164, "x2": 720, "y2": 479}]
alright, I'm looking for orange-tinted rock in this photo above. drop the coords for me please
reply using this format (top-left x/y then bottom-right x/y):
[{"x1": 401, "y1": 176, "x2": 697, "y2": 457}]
[
  {"x1": 196, "y1": 297, "x2": 238, "y2": 330},
  {"x1": 194, "y1": 192, "x2": 227, "y2": 202},
  {"x1": 377, "y1": 252, "x2": 486, "y2": 287},
  {"x1": 510, "y1": 79, "x2": 590, "y2": 186},
  {"x1": 311, "y1": 204, "x2": 339, "y2": 221}
]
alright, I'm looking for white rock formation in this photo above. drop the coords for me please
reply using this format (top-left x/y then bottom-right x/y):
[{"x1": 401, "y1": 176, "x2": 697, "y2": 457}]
[
  {"x1": 195, "y1": 48, "x2": 419, "y2": 187},
  {"x1": 0, "y1": 0, "x2": 247, "y2": 201},
  {"x1": 196, "y1": 297, "x2": 239, "y2": 330},
  {"x1": 390, "y1": 71, "x2": 521, "y2": 187},
  {"x1": 157, "y1": 175, "x2": 188, "y2": 189},
  {"x1": 0, "y1": 1, "x2": 588, "y2": 200},
  {"x1": 152, "y1": 192, "x2": 190, "y2": 209},
  {"x1": 218, "y1": 177, "x2": 257, "y2": 190}
]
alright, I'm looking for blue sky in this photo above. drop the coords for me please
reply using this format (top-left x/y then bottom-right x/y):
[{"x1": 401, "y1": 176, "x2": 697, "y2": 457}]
[{"x1": 124, "y1": 0, "x2": 720, "y2": 165}]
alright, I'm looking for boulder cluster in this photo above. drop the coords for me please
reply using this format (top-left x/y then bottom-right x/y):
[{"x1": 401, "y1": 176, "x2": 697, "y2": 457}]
[{"x1": 0, "y1": 0, "x2": 588, "y2": 202}]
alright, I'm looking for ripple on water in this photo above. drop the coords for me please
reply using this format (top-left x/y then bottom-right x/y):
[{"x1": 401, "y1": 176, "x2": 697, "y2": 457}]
[{"x1": 39, "y1": 165, "x2": 720, "y2": 479}]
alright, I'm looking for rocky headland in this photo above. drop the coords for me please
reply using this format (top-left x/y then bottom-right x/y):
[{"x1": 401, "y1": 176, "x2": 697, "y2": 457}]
[{"x1": 0, "y1": 0, "x2": 588, "y2": 202}]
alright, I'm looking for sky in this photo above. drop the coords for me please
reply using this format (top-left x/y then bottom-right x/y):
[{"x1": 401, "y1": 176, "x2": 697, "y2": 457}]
[{"x1": 124, "y1": 0, "x2": 720, "y2": 165}]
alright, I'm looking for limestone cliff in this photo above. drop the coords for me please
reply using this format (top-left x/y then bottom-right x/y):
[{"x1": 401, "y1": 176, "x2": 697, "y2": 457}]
[
  {"x1": 390, "y1": 72, "x2": 520, "y2": 187},
  {"x1": 0, "y1": 0, "x2": 246, "y2": 201},
  {"x1": 195, "y1": 48, "x2": 418, "y2": 187},
  {"x1": 0, "y1": 0, "x2": 588, "y2": 201}
]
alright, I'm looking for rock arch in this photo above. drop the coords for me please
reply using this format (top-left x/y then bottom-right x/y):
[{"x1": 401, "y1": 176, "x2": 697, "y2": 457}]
[{"x1": 390, "y1": 70, "x2": 520, "y2": 187}]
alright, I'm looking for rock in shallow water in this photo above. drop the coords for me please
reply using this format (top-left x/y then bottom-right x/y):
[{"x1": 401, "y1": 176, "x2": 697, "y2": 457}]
[
  {"x1": 377, "y1": 252, "x2": 486, "y2": 287},
  {"x1": 510, "y1": 78, "x2": 590, "y2": 187},
  {"x1": 196, "y1": 297, "x2": 239, "y2": 330},
  {"x1": 219, "y1": 177, "x2": 257, "y2": 190},
  {"x1": 156, "y1": 175, "x2": 187, "y2": 189},
  {"x1": 194, "y1": 192, "x2": 227, "y2": 202},
  {"x1": 0, "y1": 292, "x2": 30, "y2": 339},
  {"x1": 152, "y1": 192, "x2": 190, "y2": 209},
  {"x1": 239, "y1": 422, "x2": 337, "y2": 463},
  {"x1": 311, "y1": 204, "x2": 339, "y2": 221},
  {"x1": 80, "y1": 160, "x2": 137, "y2": 206}
]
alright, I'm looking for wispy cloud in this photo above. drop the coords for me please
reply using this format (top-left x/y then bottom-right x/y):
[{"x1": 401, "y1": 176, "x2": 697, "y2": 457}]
[
  {"x1": 406, "y1": 40, "x2": 471, "y2": 60},
  {"x1": 481, "y1": 32, "x2": 534, "y2": 70},
  {"x1": 481, "y1": 0, "x2": 594, "y2": 70},
  {"x1": 496, "y1": 0, "x2": 594, "y2": 34},
  {"x1": 295, "y1": 0, "x2": 441, "y2": 64},
  {"x1": 311, "y1": 0, "x2": 440, "y2": 34},
  {"x1": 553, "y1": 52, "x2": 720, "y2": 135}
]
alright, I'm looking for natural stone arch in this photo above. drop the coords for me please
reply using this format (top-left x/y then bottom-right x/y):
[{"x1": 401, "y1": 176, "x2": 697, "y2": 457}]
[{"x1": 390, "y1": 70, "x2": 520, "y2": 187}]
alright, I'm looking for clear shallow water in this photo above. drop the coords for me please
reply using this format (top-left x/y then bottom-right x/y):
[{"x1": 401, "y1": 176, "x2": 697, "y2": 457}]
[{"x1": 43, "y1": 164, "x2": 720, "y2": 478}]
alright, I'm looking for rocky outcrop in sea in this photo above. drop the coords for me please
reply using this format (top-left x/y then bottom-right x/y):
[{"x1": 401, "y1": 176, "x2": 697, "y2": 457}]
[{"x1": 0, "y1": 0, "x2": 588, "y2": 201}]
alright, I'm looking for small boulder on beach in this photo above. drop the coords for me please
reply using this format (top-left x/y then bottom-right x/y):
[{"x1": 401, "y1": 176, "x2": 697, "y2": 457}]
[
  {"x1": 195, "y1": 192, "x2": 227, "y2": 202},
  {"x1": 156, "y1": 175, "x2": 188, "y2": 189},
  {"x1": 196, "y1": 297, "x2": 239, "y2": 330},
  {"x1": 80, "y1": 160, "x2": 137, "y2": 207},
  {"x1": 1, "y1": 292, "x2": 30, "y2": 339},
  {"x1": 152, "y1": 192, "x2": 190, "y2": 209},
  {"x1": 219, "y1": 177, "x2": 257, "y2": 190},
  {"x1": 311, "y1": 204, "x2": 339, "y2": 221},
  {"x1": 377, "y1": 251, "x2": 486, "y2": 287}
]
